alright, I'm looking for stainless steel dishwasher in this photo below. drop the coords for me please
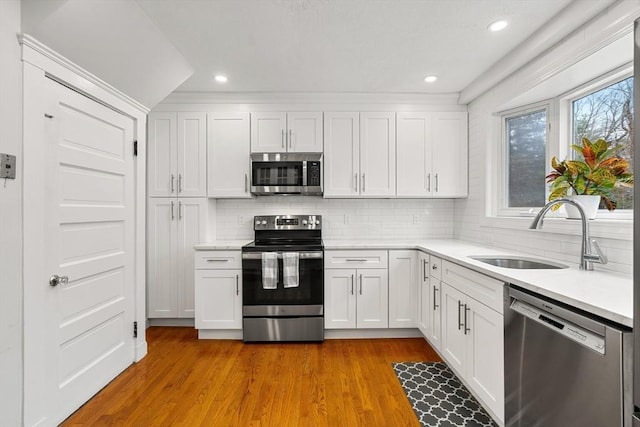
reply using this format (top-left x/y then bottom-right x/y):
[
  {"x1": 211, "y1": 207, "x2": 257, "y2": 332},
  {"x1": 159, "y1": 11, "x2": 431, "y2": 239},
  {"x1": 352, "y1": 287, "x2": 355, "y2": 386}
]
[{"x1": 505, "y1": 286, "x2": 632, "y2": 427}]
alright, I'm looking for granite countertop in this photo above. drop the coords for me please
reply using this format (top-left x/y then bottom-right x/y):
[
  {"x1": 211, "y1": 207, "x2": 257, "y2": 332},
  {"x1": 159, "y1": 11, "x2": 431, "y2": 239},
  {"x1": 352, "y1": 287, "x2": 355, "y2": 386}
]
[{"x1": 324, "y1": 239, "x2": 633, "y2": 328}]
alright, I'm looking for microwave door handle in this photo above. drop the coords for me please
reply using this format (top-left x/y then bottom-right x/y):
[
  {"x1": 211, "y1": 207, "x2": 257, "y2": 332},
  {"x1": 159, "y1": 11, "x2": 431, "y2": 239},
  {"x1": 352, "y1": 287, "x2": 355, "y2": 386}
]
[{"x1": 302, "y1": 161, "x2": 307, "y2": 186}]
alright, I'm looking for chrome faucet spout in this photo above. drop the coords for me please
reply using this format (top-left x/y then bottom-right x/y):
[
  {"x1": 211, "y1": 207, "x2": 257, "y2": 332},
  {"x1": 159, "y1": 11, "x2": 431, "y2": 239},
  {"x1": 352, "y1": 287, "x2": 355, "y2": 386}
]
[{"x1": 528, "y1": 198, "x2": 607, "y2": 270}]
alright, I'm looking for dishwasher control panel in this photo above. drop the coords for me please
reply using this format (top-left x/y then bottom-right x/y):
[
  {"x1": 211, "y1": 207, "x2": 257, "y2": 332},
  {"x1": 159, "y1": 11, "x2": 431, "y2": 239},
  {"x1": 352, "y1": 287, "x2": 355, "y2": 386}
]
[{"x1": 511, "y1": 299, "x2": 605, "y2": 354}]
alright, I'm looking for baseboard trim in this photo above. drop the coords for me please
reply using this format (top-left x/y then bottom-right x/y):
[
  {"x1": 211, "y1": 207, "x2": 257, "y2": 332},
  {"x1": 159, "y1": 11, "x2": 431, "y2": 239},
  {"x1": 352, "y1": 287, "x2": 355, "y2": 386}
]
[{"x1": 324, "y1": 328, "x2": 422, "y2": 339}]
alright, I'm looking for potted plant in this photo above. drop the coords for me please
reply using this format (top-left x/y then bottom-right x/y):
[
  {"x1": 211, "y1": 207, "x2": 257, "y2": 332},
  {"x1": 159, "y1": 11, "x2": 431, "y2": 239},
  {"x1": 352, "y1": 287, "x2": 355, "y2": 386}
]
[{"x1": 546, "y1": 137, "x2": 633, "y2": 218}]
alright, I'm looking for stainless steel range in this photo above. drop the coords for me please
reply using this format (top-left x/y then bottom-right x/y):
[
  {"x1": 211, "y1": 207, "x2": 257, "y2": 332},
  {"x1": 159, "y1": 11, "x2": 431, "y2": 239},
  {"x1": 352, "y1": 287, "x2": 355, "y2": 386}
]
[{"x1": 241, "y1": 214, "x2": 324, "y2": 342}]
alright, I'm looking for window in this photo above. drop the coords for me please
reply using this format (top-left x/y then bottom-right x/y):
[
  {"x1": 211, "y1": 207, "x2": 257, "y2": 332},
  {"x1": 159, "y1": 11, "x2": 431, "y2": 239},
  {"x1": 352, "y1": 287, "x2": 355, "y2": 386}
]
[
  {"x1": 502, "y1": 108, "x2": 548, "y2": 210},
  {"x1": 571, "y1": 76, "x2": 634, "y2": 210}
]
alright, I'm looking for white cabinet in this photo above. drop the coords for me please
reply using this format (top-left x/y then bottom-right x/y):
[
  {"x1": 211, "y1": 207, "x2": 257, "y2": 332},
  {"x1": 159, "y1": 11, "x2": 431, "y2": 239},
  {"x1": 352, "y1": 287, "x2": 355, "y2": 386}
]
[
  {"x1": 324, "y1": 250, "x2": 388, "y2": 329},
  {"x1": 148, "y1": 112, "x2": 207, "y2": 197},
  {"x1": 439, "y1": 260, "x2": 505, "y2": 422},
  {"x1": 194, "y1": 250, "x2": 242, "y2": 330},
  {"x1": 250, "y1": 112, "x2": 323, "y2": 153},
  {"x1": 207, "y1": 113, "x2": 251, "y2": 198},
  {"x1": 388, "y1": 250, "x2": 418, "y2": 328},
  {"x1": 324, "y1": 112, "x2": 396, "y2": 198},
  {"x1": 417, "y1": 252, "x2": 430, "y2": 336},
  {"x1": 396, "y1": 112, "x2": 467, "y2": 198},
  {"x1": 147, "y1": 197, "x2": 207, "y2": 318}
]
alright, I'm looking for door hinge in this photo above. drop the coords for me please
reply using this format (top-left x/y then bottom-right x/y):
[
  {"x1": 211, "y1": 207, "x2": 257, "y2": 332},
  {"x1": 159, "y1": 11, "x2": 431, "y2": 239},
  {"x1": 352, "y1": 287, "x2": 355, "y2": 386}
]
[
  {"x1": 133, "y1": 140, "x2": 138, "y2": 157},
  {"x1": 133, "y1": 321, "x2": 138, "y2": 338}
]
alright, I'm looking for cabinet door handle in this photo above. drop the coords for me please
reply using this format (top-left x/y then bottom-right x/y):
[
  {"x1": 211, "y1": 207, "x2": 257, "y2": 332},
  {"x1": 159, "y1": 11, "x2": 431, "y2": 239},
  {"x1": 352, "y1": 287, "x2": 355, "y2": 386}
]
[
  {"x1": 423, "y1": 259, "x2": 428, "y2": 281},
  {"x1": 351, "y1": 274, "x2": 354, "y2": 295},
  {"x1": 170, "y1": 201, "x2": 175, "y2": 220},
  {"x1": 171, "y1": 174, "x2": 175, "y2": 193},
  {"x1": 458, "y1": 300, "x2": 464, "y2": 330},
  {"x1": 178, "y1": 174, "x2": 183, "y2": 193},
  {"x1": 236, "y1": 274, "x2": 239, "y2": 296},
  {"x1": 355, "y1": 173, "x2": 358, "y2": 192},
  {"x1": 464, "y1": 304, "x2": 470, "y2": 335},
  {"x1": 362, "y1": 173, "x2": 365, "y2": 192},
  {"x1": 178, "y1": 201, "x2": 182, "y2": 220},
  {"x1": 427, "y1": 173, "x2": 431, "y2": 192},
  {"x1": 289, "y1": 129, "x2": 292, "y2": 149},
  {"x1": 435, "y1": 173, "x2": 439, "y2": 193},
  {"x1": 433, "y1": 286, "x2": 439, "y2": 310},
  {"x1": 359, "y1": 274, "x2": 363, "y2": 295},
  {"x1": 281, "y1": 129, "x2": 285, "y2": 148},
  {"x1": 244, "y1": 174, "x2": 248, "y2": 193}
]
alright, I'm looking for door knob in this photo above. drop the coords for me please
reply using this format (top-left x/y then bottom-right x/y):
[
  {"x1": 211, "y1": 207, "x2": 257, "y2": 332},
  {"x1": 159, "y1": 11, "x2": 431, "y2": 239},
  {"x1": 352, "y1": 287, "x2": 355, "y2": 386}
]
[{"x1": 49, "y1": 274, "x2": 69, "y2": 287}]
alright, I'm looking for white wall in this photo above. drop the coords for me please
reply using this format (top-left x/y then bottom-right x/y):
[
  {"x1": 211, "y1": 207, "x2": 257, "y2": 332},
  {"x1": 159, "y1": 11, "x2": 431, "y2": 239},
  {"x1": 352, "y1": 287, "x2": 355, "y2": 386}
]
[
  {"x1": 0, "y1": 0, "x2": 23, "y2": 424},
  {"x1": 454, "y1": 3, "x2": 638, "y2": 274},
  {"x1": 216, "y1": 198, "x2": 454, "y2": 241}
]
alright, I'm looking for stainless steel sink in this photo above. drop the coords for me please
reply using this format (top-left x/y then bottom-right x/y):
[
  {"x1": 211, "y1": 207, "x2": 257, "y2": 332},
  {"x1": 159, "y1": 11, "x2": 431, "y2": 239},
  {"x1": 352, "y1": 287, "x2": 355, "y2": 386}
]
[{"x1": 469, "y1": 255, "x2": 569, "y2": 269}]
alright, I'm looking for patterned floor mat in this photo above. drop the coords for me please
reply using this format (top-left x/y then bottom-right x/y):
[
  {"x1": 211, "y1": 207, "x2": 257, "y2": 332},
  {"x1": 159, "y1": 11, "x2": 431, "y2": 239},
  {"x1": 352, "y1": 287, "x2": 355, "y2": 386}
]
[{"x1": 392, "y1": 361, "x2": 497, "y2": 427}]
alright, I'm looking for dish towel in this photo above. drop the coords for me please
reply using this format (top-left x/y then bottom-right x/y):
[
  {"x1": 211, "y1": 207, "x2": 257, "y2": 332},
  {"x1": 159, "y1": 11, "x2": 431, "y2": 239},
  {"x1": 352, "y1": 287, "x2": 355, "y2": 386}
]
[
  {"x1": 282, "y1": 252, "x2": 300, "y2": 288},
  {"x1": 261, "y1": 252, "x2": 278, "y2": 289}
]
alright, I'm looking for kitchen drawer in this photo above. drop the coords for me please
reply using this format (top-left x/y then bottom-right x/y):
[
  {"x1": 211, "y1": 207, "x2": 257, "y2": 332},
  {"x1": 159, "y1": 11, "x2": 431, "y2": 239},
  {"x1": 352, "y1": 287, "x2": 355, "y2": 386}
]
[
  {"x1": 324, "y1": 250, "x2": 388, "y2": 270},
  {"x1": 195, "y1": 250, "x2": 242, "y2": 270},
  {"x1": 441, "y1": 260, "x2": 504, "y2": 313},
  {"x1": 429, "y1": 255, "x2": 442, "y2": 280}
]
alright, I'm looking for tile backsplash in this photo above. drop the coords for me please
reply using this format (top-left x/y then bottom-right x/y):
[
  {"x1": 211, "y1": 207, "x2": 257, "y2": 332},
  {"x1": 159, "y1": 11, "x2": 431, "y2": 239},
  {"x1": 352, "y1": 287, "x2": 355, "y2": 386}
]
[{"x1": 215, "y1": 197, "x2": 455, "y2": 241}]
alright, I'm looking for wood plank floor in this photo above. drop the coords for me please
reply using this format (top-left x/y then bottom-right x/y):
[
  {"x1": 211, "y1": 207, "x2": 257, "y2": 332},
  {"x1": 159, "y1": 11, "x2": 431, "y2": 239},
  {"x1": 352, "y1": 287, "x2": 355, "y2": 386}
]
[{"x1": 62, "y1": 327, "x2": 441, "y2": 426}]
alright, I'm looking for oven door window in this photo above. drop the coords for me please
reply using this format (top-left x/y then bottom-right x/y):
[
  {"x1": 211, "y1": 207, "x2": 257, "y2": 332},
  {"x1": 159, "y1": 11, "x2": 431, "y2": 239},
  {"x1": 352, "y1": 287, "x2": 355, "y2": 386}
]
[
  {"x1": 252, "y1": 161, "x2": 303, "y2": 186},
  {"x1": 243, "y1": 255, "x2": 323, "y2": 306}
]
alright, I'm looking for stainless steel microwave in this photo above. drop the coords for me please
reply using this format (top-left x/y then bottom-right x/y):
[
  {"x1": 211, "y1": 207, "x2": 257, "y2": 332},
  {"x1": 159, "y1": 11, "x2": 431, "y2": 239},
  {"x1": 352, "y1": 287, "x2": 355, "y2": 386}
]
[{"x1": 250, "y1": 153, "x2": 322, "y2": 196}]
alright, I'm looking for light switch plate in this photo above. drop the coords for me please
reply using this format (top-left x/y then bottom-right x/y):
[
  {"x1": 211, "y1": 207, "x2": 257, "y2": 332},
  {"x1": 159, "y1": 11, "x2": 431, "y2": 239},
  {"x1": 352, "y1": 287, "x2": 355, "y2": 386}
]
[{"x1": 0, "y1": 153, "x2": 16, "y2": 179}]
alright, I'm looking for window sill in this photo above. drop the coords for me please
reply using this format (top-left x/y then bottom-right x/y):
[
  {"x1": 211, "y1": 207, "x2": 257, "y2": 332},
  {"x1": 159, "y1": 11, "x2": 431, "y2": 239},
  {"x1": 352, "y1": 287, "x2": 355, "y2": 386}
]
[{"x1": 479, "y1": 215, "x2": 632, "y2": 241}]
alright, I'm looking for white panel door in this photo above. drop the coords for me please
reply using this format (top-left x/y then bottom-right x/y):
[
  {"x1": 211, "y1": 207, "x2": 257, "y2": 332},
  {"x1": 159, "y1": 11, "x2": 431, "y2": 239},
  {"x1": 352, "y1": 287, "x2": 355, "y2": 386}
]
[
  {"x1": 388, "y1": 250, "x2": 418, "y2": 328},
  {"x1": 177, "y1": 112, "x2": 207, "y2": 197},
  {"x1": 176, "y1": 198, "x2": 207, "y2": 318},
  {"x1": 428, "y1": 280, "x2": 442, "y2": 351},
  {"x1": 467, "y1": 300, "x2": 505, "y2": 421},
  {"x1": 195, "y1": 270, "x2": 242, "y2": 329},
  {"x1": 432, "y1": 112, "x2": 468, "y2": 198},
  {"x1": 360, "y1": 112, "x2": 396, "y2": 197},
  {"x1": 417, "y1": 252, "x2": 430, "y2": 336},
  {"x1": 323, "y1": 112, "x2": 360, "y2": 197},
  {"x1": 44, "y1": 79, "x2": 135, "y2": 424},
  {"x1": 207, "y1": 113, "x2": 251, "y2": 198},
  {"x1": 324, "y1": 269, "x2": 357, "y2": 329},
  {"x1": 356, "y1": 269, "x2": 388, "y2": 328},
  {"x1": 397, "y1": 112, "x2": 432, "y2": 197},
  {"x1": 287, "y1": 112, "x2": 323, "y2": 152},
  {"x1": 251, "y1": 112, "x2": 287, "y2": 152},
  {"x1": 441, "y1": 282, "x2": 467, "y2": 375},
  {"x1": 147, "y1": 198, "x2": 178, "y2": 318},
  {"x1": 147, "y1": 112, "x2": 177, "y2": 197}
]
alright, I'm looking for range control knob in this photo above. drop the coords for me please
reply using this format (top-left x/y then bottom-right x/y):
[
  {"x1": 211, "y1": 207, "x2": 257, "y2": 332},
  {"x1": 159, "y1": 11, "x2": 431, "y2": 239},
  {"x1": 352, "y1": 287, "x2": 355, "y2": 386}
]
[
  {"x1": 261, "y1": 220, "x2": 267, "y2": 226},
  {"x1": 315, "y1": 219, "x2": 321, "y2": 225},
  {"x1": 302, "y1": 220, "x2": 308, "y2": 225},
  {"x1": 255, "y1": 220, "x2": 261, "y2": 227}
]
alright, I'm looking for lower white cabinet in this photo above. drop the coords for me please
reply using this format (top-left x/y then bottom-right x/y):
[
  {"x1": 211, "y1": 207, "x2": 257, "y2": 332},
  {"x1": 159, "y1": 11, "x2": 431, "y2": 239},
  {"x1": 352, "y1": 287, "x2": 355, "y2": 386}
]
[
  {"x1": 147, "y1": 197, "x2": 207, "y2": 318},
  {"x1": 194, "y1": 250, "x2": 242, "y2": 329},
  {"x1": 427, "y1": 277, "x2": 443, "y2": 351},
  {"x1": 388, "y1": 250, "x2": 418, "y2": 328},
  {"x1": 325, "y1": 268, "x2": 388, "y2": 329},
  {"x1": 440, "y1": 266, "x2": 505, "y2": 423}
]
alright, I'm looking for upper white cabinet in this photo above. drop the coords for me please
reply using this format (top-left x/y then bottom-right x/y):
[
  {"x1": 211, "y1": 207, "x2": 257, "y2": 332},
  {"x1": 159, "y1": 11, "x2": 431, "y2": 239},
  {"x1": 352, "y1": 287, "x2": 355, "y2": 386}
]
[
  {"x1": 148, "y1": 112, "x2": 207, "y2": 197},
  {"x1": 396, "y1": 112, "x2": 467, "y2": 198},
  {"x1": 250, "y1": 112, "x2": 323, "y2": 153},
  {"x1": 388, "y1": 250, "x2": 418, "y2": 328},
  {"x1": 207, "y1": 113, "x2": 251, "y2": 198},
  {"x1": 324, "y1": 112, "x2": 396, "y2": 198}
]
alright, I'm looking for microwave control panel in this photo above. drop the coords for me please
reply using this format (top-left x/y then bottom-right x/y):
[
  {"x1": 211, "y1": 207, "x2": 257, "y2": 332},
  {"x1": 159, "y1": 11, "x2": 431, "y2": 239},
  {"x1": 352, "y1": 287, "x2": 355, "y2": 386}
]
[{"x1": 307, "y1": 161, "x2": 321, "y2": 186}]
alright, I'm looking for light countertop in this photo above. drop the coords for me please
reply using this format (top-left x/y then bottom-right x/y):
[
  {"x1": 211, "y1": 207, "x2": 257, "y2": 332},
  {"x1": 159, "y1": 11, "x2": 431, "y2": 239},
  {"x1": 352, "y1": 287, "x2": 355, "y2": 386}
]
[
  {"x1": 194, "y1": 238, "x2": 633, "y2": 327},
  {"x1": 325, "y1": 239, "x2": 633, "y2": 328}
]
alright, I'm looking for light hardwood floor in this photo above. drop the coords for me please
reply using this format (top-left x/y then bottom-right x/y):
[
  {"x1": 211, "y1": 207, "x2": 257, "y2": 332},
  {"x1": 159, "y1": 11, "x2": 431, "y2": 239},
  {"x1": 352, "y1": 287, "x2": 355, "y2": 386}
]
[{"x1": 62, "y1": 327, "x2": 441, "y2": 426}]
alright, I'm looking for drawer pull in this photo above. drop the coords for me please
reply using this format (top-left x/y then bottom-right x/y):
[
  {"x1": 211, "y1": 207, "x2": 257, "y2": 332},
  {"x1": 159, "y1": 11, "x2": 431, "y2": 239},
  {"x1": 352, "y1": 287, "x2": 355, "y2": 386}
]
[
  {"x1": 205, "y1": 258, "x2": 229, "y2": 262},
  {"x1": 345, "y1": 258, "x2": 368, "y2": 262}
]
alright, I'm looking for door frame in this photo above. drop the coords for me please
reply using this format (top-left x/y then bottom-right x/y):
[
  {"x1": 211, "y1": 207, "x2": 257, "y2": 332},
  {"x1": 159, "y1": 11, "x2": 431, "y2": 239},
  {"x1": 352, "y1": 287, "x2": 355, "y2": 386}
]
[{"x1": 20, "y1": 34, "x2": 148, "y2": 426}]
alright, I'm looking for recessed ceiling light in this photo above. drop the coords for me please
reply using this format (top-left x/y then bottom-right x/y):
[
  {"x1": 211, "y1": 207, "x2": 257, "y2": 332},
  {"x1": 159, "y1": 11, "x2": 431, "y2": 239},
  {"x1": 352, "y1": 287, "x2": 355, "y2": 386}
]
[
  {"x1": 488, "y1": 20, "x2": 508, "y2": 32},
  {"x1": 424, "y1": 75, "x2": 437, "y2": 83},
  {"x1": 214, "y1": 75, "x2": 228, "y2": 83}
]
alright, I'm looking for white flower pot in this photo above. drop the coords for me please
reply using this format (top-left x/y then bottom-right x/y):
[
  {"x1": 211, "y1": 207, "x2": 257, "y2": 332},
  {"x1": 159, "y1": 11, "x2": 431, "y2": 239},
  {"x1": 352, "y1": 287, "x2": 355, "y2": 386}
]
[{"x1": 564, "y1": 195, "x2": 601, "y2": 220}]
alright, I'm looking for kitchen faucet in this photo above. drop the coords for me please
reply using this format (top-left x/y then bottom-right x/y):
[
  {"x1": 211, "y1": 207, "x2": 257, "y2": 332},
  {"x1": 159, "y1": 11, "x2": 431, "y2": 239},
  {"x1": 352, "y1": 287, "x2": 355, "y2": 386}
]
[{"x1": 529, "y1": 198, "x2": 608, "y2": 270}]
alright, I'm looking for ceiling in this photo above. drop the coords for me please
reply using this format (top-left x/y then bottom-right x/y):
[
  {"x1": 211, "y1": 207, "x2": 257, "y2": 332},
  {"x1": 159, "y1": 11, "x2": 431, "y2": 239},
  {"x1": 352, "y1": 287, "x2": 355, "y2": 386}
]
[{"x1": 134, "y1": 0, "x2": 579, "y2": 94}]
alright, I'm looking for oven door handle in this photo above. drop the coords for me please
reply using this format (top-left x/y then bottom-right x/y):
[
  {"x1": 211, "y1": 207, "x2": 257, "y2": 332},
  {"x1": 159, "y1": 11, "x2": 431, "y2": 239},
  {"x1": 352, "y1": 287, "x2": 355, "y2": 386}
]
[{"x1": 242, "y1": 251, "x2": 324, "y2": 260}]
